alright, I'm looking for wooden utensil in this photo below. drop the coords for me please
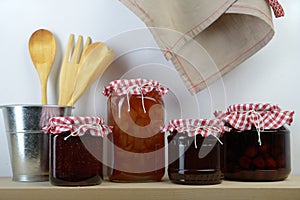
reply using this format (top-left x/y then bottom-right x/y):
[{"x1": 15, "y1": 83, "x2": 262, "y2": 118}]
[
  {"x1": 67, "y1": 42, "x2": 114, "y2": 106},
  {"x1": 29, "y1": 29, "x2": 56, "y2": 104},
  {"x1": 58, "y1": 34, "x2": 91, "y2": 106}
]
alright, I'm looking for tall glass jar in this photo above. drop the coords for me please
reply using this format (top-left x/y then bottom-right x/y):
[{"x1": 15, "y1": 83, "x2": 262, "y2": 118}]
[
  {"x1": 43, "y1": 116, "x2": 112, "y2": 186},
  {"x1": 103, "y1": 79, "x2": 169, "y2": 182},
  {"x1": 215, "y1": 103, "x2": 294, "y2": 181},
  {"x1": 163, "y1": 119, "x2": 229, "y2": 185}
]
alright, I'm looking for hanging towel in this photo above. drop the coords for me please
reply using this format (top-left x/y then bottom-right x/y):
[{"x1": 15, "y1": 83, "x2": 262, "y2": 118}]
[{"x1": 119, "y1": 0, "x2": 284, "y2": 94}]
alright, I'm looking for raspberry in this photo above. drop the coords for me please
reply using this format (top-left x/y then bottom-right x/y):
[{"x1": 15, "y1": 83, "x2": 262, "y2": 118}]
[
  {"x1": 239, "y1": 156, "x2": 252, "y2": 169},
  {"x1": 266, "y1": 156, "x2": 277, "y2": 169},
  {"x1": 253, "y1": 156, "x2": 266, "y2": 169},
  {"x1": 276, "y1": 154, "x2": 286, "y2": 168},
  {"x1": 226, "y1": 162, "x2": 240, "y2": 173},
  {"x1": 245, "y1": 146, "x2": 258, "y2": 158}
]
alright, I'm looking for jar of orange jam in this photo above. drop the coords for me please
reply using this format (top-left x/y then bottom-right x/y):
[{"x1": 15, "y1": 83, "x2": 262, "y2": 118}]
[
  {"x1": 215, "y1": 103, "x2": 294, "y2": 181},
  {"x1": 103, "y1": 79, "x2": 169, "y2": 182}
]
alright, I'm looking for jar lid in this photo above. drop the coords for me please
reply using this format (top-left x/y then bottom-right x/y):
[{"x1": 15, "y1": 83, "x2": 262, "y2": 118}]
[
  {"x1": 42, "y1": 116, "x2": 112, "y2": 139},
  {"x1": 102, "y1": 79, "x2": 169, "y2": 97},
  {"x1": 214, "y1": 103, "x2": 294, "y2": 145},
  {"x1": 214, "y1": 103, "x2": 294, "y2": 130},
  {"x1": 161, "y1": 118, "x2": 230, "y2": 138}
]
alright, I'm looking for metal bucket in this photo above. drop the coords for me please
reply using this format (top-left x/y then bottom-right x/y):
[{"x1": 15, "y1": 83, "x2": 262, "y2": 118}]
[{"x1": 0, "y1": 104, "x2": 73, "y2": 182}]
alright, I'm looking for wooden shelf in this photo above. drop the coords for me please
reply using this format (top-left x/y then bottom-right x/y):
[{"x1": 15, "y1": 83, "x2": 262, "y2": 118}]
[{"x1": 1, "y1": 176, "x2": 300, "y2": 200}]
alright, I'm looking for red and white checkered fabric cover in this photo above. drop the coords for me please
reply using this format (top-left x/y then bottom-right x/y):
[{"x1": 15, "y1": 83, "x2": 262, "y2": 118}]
[
  {"x1": 42, "y1": 116, "x2": 112, "y2": 137},
  {"x1": 214, "y1": 103, "x2": 294, "y2": 131},
  {"x1": 267, "y1": 0, "x2": 285, "y2": 18},
  {"x1": 161, "y1": 119, "x2": 230, "y2": 138},
  {"x1": 103, "y1": 79, "x2": 169, "y2": 97}
]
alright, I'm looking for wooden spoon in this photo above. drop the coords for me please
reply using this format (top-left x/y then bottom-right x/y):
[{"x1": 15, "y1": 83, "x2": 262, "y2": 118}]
[
  {"x1": 29, "y1": 29, "x2": 56, "y2": 104},
  {"x1": 67, "y1": 42, "x2": 114, "y2": 106}
]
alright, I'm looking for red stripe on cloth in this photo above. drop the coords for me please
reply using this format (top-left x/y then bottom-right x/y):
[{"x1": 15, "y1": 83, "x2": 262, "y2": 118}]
[
  {"x1": 230, "y1": 5, "x2": 273, "y2": 23},
  {"x1": 187, "y1": 28, "x2": 273, "y2": 91},
  {"x1": 163, "y1": 0, "x2": 233, "y2": 57}
]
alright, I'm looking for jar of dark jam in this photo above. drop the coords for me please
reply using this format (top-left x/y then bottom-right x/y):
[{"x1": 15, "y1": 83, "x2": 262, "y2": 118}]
[
  {"x1": 103, "y1": 79, "x2": 169, "y2": 182},
  {"x1": 43, "y1": 116, "x2": 112, "y2": 186},
  {"x1": 163, "y1": 119, "x2": 228, "y2": 185},
  {"x1": 215, "y1": 103, "x2": 294, "y2": 181}
]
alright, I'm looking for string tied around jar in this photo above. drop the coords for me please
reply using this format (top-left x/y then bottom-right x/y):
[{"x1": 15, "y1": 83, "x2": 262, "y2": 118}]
[
  {"x1": 162, "y1": 119, "x2": 228, "y2": 149},
  {"x1": 103, "y1": 79, "x2": 169, "y2": 119},
  {"x1": 63, "y1": 123, "x2": 105, "y2": 141},
  {"x1": 126, "y1": 83, "x2": 152, "y2": 114},
  {"x1": 191, "y1": 125, "x2": 223, "y2": 149},
  {"x1": 242, "y1": 110, "x2": 265, "y2": 146},
  {"x1": 215, "y1": 103, "x2": 295, "y2": 146},
  {"x1": 42, "y1": 116, "x2": 112, "y2": 140}
]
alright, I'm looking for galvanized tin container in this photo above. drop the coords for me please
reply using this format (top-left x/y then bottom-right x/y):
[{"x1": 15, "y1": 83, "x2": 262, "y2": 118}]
[{"x1": 0, "y1": 104, "x2": 73, "y2": 182}]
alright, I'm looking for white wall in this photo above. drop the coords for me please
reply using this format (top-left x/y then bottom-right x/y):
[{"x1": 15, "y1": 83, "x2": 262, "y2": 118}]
[{"x1": 0, "y1": 0, "x2": 299, "y2": 176}]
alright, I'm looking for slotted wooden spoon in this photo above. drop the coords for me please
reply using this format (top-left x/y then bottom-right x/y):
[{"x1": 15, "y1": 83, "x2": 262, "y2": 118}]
[
  {"x1": 29, "y1": 29, "x2": 56, "y2": 104},
  {"x1": 67, "y1": 42, "x2": 114, "y2": 106}
]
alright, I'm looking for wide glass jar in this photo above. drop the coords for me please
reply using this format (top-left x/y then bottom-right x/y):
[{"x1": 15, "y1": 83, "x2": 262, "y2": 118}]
[
  {"x1": 103, "y1": 79, "x2": 169, "y2": 182},
  {"x1": 163, "y1": 119, "x2": 228, "y2": 185},
  {"x1": 215, "y1": 103, "x2": 294, "y2": 181},
  {"x1": 43, "y1": 116, "x2": 112, "y2": 186},
  {"x1": 223, "y1": 126, "x2": 290, "y2": 181}
]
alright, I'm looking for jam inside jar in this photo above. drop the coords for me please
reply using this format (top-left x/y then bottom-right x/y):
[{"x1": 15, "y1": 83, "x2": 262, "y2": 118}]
[
  {"x1": 107, "y1": 90, "x2": 165, "y2": 182},
  {"x1": 163, "y1": 118, "x2": 227, "y2": 185},
  {"x1": 214, "y1": 103, "x2": 294, "y2": 181},
  {"x1": 44, "y1": 116, "x2": 111, "y2": 186},
  {"x1": 222, "y1": 126, "x2": 291, "y2": 181},
  {"x1": 168, "y1": 133, "x2": 222, "y2": 185},
  {"x1": 50, "y1": 131, "x2": 104, "y2": 186}
]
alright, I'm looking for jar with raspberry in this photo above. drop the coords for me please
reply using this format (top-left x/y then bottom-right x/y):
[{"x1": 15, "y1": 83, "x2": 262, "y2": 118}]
[{"x1": 215, "y1": 103, "x2": 294, "y2": 181}]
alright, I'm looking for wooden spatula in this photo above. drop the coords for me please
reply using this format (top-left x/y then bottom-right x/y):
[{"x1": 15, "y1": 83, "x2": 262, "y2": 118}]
[
  {"x1": 67, "y1": 42, "x2": 114, "y2": 106},
  {"x1": 58, "y1": 34, "x2": 91, "y2": 106}
]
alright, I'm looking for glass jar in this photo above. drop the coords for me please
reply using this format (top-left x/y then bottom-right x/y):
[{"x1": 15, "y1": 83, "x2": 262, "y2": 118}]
[
  {"x1": 103, "y1": 79, "x2": 168, "y2": 182},
  {"x1": 223, "y1": 126, "x2": 290, "y2": 181},
  {"x1": 43, "y1": 116, "x2": 111, "y2": 186},
  {"x1": 164, "y1": 119, "x2": 227, "y2": 185},
  {"x1": 215, "y1": 103, "x2": 294, "y2": 181}
]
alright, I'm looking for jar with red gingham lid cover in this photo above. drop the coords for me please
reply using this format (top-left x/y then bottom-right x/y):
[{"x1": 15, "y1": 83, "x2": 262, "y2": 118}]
[
  {"x1": 162, "y1": 118, "x2": 230, "y2": 185},
  {"x1": 42, "y1": 116, "x2": 112, "y2": 186},
  {"x1": 215, "y1": 103, "x2": 294, "y2": 181},
  {"x1": 103, "y1": 79, "x2": 169, "y2": 182}
]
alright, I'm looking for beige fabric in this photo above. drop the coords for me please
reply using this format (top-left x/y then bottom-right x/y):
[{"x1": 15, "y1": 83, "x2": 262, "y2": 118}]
[{"x1": 120, "y1": 0, "x2": 275, "y2": 94}]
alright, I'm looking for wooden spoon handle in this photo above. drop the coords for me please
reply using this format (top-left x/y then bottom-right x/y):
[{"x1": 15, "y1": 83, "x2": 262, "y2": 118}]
[{"x1": 41, "y1": 80, "x2": 47, "y2": 104}]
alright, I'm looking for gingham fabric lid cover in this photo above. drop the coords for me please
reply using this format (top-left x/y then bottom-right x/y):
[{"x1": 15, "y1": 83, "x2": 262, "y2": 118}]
[
  {"x1": 103, "y1": 79, "x2": 169, "y2": 97},
  {"x1": 42, "y1": 116, "x2": 112, "y2": 137},
  {"x1": 214, "y1": 103, "x2": 294, "y2": 131},
  {"x1": 161, "y1": 118, "x2": 231, "y2": 138}
]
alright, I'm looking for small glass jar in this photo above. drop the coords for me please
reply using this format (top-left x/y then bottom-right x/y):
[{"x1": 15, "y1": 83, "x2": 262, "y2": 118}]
[
  {"x1": 43, "y1": 116, "x2": 111, "y2": 186},
  {"x1": 215, "y1": 103, "x2": 294, "y2": 181},
  {"x1": 164, "y1": 119, "x2": 227, "y2": 185},
  {"x1": 103, "y1": 79, "x2": 168, "y2": 182}
]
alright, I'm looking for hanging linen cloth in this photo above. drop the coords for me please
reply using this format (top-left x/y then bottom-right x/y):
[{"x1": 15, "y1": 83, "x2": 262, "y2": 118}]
[{"x1": 120, "y1": 0, "x2": 284, "y2": 94}]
